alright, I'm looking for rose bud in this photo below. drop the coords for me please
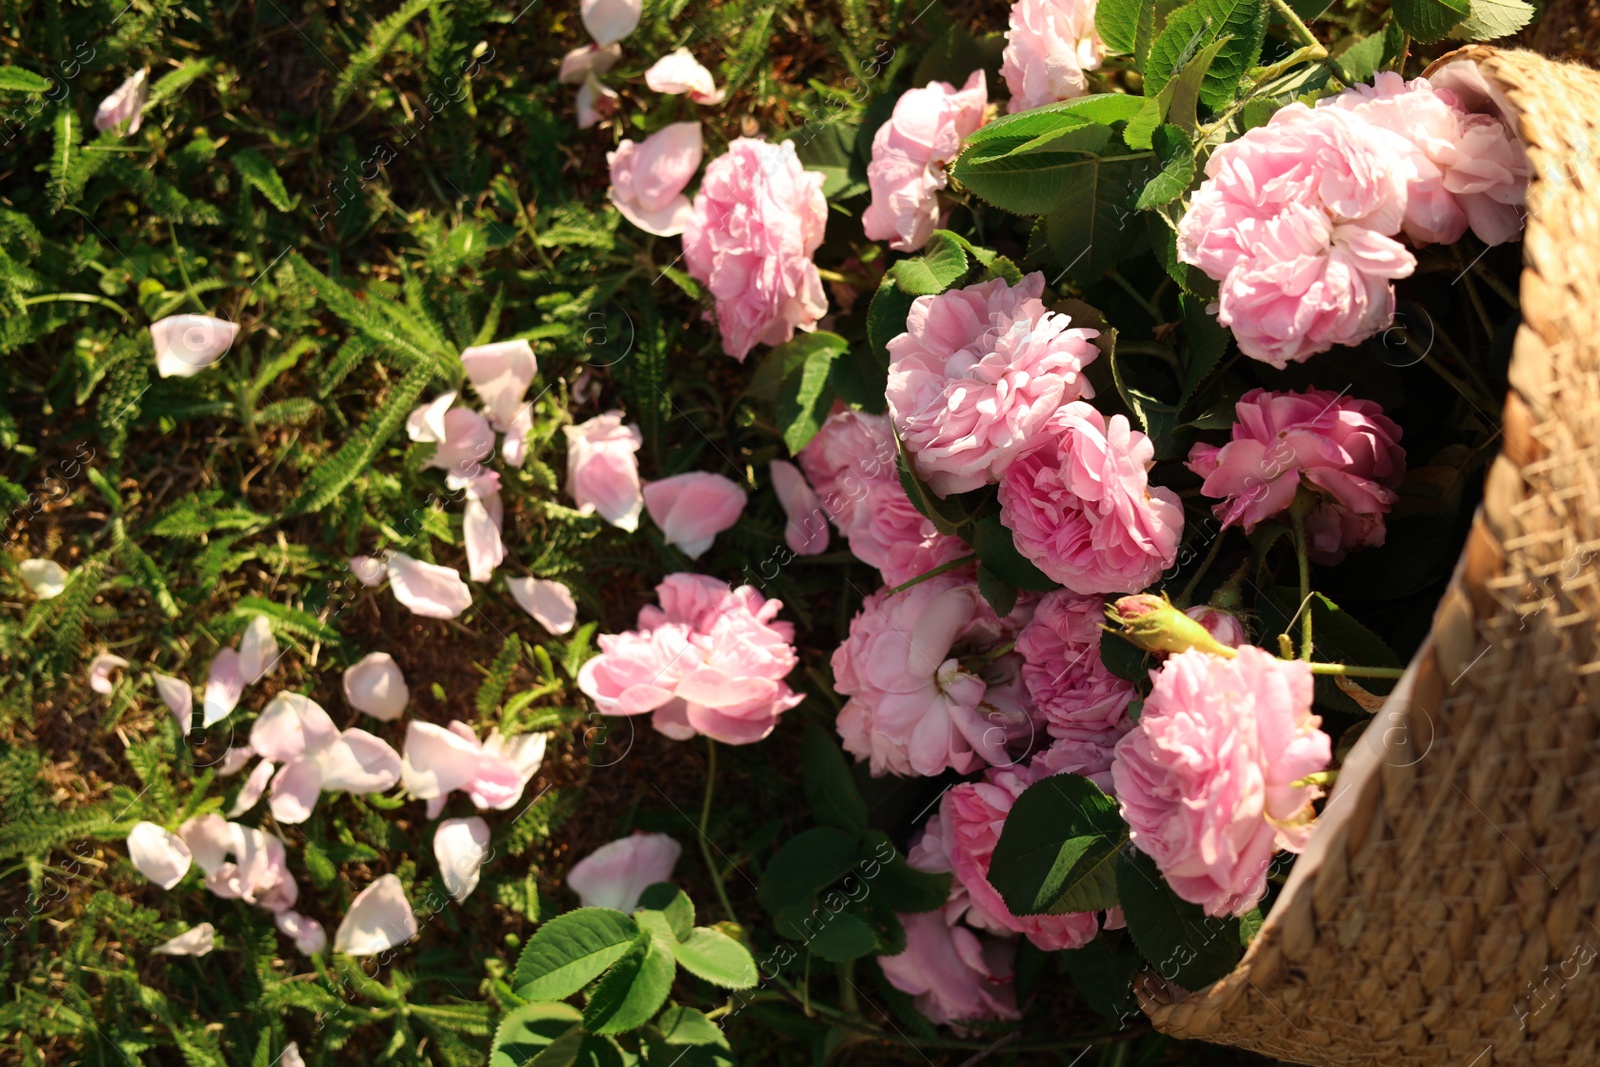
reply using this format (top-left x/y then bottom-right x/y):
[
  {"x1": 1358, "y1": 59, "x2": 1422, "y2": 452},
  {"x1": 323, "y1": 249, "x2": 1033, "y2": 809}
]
[{"x1": 1106, "y1": 594, "x2": 1237, "y2": 658}]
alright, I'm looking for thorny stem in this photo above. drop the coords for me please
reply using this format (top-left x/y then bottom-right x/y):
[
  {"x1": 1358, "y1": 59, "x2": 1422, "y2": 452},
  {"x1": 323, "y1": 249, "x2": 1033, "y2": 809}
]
[
  {"x1": 884, "y1": 553, "x2": 977, "y2": 596},
  {"x1": 1107, "y1": 269, "x2": 1162, "y2": 319},
  {"x1": 700, "y1": 739, "x2": 740, "y2": 927},
  {"x1": 1469, "y1": 254, "x2": 1521, "y2": 308}
]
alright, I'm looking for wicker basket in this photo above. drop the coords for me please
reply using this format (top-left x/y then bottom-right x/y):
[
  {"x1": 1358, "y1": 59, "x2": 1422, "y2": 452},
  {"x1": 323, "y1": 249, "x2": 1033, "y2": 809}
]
[{"x1": 1135, "y1": 45, "x2": 1600, "y2": 1065}]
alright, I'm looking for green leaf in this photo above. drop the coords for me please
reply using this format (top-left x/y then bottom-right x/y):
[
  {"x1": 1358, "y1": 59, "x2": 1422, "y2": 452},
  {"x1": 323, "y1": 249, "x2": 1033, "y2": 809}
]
[
  {"x1": 954, "y1": 124, "x2": 1118, "y2": 216},
  {"x1": 671, "y1": 927, "x2": 758, "y2": 989},
  {"x1": 0, "y1": 68, "x2": 50, "y2": 93},
  {"x1": 1145, "y1": 0, "x2": 1268, "y2": 110},
  {"x1": 655, "y1": 1004, "x2": 729, "y2": 1047},
  {"x1": 489, "y1": 1002, "x2": 583, "y2": 1067},
  {"x1": 759, "y1": 827, "x2": 862, "y2": 915},
  {"x1": 802, "y1": 723, "x2": 868, "y2": 835},
  {"x1": 891, "y1": 232, "x2": 969, "y2": 296},
  {"x1": 976, "y1": 562, "x2": 1018, "y2": 617},
  {"x1": 581, "y1": 933, "x2": 675, "y2": 1035},
  {"x1": 145, "y1": 61, "x2": 211, "y2": 110},
  {"x1": 973, "y1": 514, "x2": 1056, "y2": 592},
  {"x1": 1062, "y1": 936, "x2": 1143, "y2": 1023},
  {"x1": 862, "y1": 833, "x2": 954, "y2": 914},
  {"x1": 1179, "y1": 292, "x2": 1229, "y2": 405},
  {"x1": 988, "y1": 774, "x2": 1126, "y2": 916},
  {"x1": 775, "y1": 332, "x2": 848, "y2": 453},
  {"x1": 809, "y1": 912, "x2": 878, "y2": 962},
  {"x1": 894, "y1": 439, "x2": 976, "y2": 537},
  {"x1": 1097, "y1": 0, "x2": 1150, "y2": 54},
  {"x1": 1136, "y1": 127, "x2": 1195, "y2": 210},
  {"x1": 513, "y1": 908, "x2": 640, "y2": 1001},
  {"x1": 636, "y1": 883, "x2": 694, "y2": 942},
  {"x1": 1450, "y1": 0, "x2": 1534, "y2": 39},
  {"x1": 866, "y1": 278, "x2": 915, "y2": 372},
  {"x1": 285, "y1": 359, "x2": 434, "y2": 515},
  {"x1": 829, "y1": 343, "x2": 889, "y2": 414},
  {"x1": 962, "y1": 96, "x2": 1143, "y2": 158},
  {"x1": 1042, "y1": 154, "x2": 1152, "y2": 284},
  {"x1": 1392, "y1": 0, "x2": 1470, "y2": 42},
  {"x1": 232, "y1": 149, "x2": 297, "y2": 212},
  {"x1": 1117, "y1": 848, "x2": 1243, "y2": 989}
]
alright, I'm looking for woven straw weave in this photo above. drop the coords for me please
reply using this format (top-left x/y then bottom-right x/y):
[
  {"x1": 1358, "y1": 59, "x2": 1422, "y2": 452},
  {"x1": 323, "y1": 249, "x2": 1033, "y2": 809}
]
[{"x1": 1136, "y1": 46, "x2": 1600, "y2": 1065}]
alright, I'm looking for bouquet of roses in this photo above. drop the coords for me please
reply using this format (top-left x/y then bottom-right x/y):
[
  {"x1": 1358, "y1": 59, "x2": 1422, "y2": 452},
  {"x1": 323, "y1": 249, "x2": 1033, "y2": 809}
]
[{"x1": 561, "y1": 0, "x2": 1532, "y2": 1039}]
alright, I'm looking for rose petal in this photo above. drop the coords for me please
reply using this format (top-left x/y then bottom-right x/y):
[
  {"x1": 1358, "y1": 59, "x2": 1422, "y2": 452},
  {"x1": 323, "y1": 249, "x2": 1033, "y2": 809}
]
[
  {"x1": 153, "y1": 923, "x2": 215, "y2": 957},
  {"x1": 202, "y1": 649, "x2": 245, "y2": 727},
  {"x1": 435, "y1": 816, "x2": 491, "y2": 902},
  {"x1": 152, "y1": 673, "x2": 193, "y2": 734},
  {"x1": 227, "y1": 758, "x2": 276, "y2": 817},
  {"x1": 127, "y1": 821, "x2": 193, "y2": 889},
  {"x1": 150, "y1": 314, "x2": 239, "y2": 378},
  {"x1": 18, "y1": 559, "x2": 68, "y2": 599},
  {"x1": 567, "y1": 832, "x2": 682, "y2": 913},
  {"x1": 507, "y1": 577, "x2": 577, "y2": 634},
  {"x1": 386, "y1": 553, "x2": 473, "y2": 619},
  {"x1": 343, "y1": 652, "x2": 410, "y2": 721},
  {"x1": 334, "y1": 874, "x2": 417, "y2": 956},
  {"x1": 237, "y1": 616, "x2": 279, "y2": 686},
  {"x1": 88, "y1": 653, "x2": 129, "y2": 696}
]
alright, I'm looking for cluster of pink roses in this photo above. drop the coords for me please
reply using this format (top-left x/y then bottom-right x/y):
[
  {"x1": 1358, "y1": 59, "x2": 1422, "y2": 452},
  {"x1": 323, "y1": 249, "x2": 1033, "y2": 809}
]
[
  {"x1": 1179, "y1": 69, "x2": 1529, "y2": 366},
  {"x1": 578, "y1": 573, "x2": 803, "y2": 745}
]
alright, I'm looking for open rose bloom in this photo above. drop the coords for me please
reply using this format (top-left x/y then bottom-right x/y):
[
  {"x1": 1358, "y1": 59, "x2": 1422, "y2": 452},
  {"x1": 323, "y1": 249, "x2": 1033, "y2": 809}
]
[
  {"x1": 1113, "y1": 647, "x2": 1331, "y2": 917},
  {"x1": 1186, "y1": 387, "x2": 1406, "y2": 564},
  {"x1": 864, "y1": 72, "x2": 988, "y2": 252},
  {"x1": 682, "y1": 138, "x2": 828, "y2": 361},
  {"x1": 887, "y1": 272, "x2": 1099, "y2": 496},
  {"x1": 578, "y1": 574, "x2": 802, "y2": 745}
]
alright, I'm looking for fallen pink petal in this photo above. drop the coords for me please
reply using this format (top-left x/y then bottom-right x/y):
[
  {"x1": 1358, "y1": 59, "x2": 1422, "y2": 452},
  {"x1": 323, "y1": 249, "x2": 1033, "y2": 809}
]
[{"x1": 507, "y1": 577, "x2": 577, "y2": 634}]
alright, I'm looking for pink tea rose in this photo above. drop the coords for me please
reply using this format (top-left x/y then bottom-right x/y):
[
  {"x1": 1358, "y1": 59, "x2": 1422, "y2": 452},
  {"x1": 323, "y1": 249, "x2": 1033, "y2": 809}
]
[
  {"x1": 797, "y1": 408, "x2": 964, "y2": 585},
  {"x1": 1185, "y1": 387, "x2": 1405, "y2": 564},
  {"x1": 567, "y1": 832, "x2": 683, "y2": 912},
  {"x1": 578, "y1": 576, "x2": 802, "y2": 745},
  {"x1": 565, "y1": 411, "x2": 645, "y2": 532},
  {"x1": 644, "y1": 48, "x2": 725, "y2": 104},
  {"x1": 1001, "y1": 0, "x2": 1103, "y2": 113},
  {"x1": 864, "y1": 71, "x2": 988, "y2": 252},
  {"x1": 938, "y1": 766, "x2": 1103, "y2": 951},
  {"x1": 580, "y1": 0, "x2": 640, "y2": 46},
  {"x1": 1112, "y1": 646, "x2": 1330, "y2": 917},
  {"x1": 1177, "y1": 103, "x2": 1418, "y2": 367},
  {"x1": 998, "y1": 402, "x2": 1183, "y2": 595},
  {"x1": 1015, "y1": 589, "x2": 1136, "y2": 751},
  {"x1": 878, "y1": 911, "x2": 1020, "y2": 1028},
  {"x1": 643, "y1": 471, "x2": 748, "y2": 559},
  {"x1": 1029, "y1": 737, "x2": 1116, "y2": 793},
  {"x1": 887, "y1": 273, "x2": 1099, "y2": 496},
  {"x1": 609, "y1": 122, "x2": 703, "y2": 237},
  {"x1": 769, "y1": 460, "x2": 830, "y2": 556},
  {"x1": 1321, "y1": 72, "x2": 1529, "y2": 246},
  {"x1": 832, "y1": 574, "x2": 1031, "y2": 777},
  {"x1": 682, "y1": 138, "x2": 828, "y2": 361},
  {"x1": 95, "y1": 68, "x2": 148, "y2": 134}
]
